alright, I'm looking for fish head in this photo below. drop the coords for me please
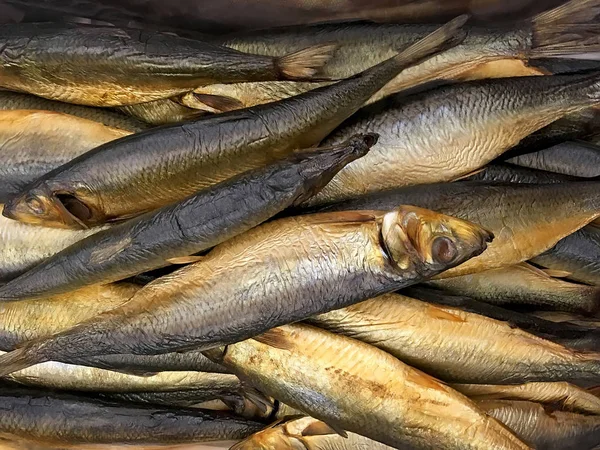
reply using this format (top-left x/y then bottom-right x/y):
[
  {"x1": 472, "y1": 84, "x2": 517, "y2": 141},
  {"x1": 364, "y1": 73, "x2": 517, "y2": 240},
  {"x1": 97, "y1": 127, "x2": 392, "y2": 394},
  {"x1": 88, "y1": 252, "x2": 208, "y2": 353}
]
[
  {"x1": 381, "y1": 205, "x2": 493, "y2": 276},
  {"x1": 3, "y1": 182, "x2": 99, "y2": 229},
  {"x1": 231, "y1": 417, "x2": 321, "y2": 450}
]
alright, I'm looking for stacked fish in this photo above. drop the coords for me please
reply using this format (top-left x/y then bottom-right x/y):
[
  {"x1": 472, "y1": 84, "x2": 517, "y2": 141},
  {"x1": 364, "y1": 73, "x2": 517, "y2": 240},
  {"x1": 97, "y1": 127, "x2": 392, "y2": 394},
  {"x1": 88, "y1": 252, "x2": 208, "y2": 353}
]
[{"x1": 2, "y1": 1, "x2": 600, "y2": 449}]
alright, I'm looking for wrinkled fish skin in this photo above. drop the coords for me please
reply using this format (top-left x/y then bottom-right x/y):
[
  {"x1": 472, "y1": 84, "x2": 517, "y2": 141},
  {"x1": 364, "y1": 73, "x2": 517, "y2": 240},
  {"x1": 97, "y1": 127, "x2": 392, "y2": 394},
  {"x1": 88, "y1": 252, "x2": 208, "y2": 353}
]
[
  {"x1": 0, "y1": 90, "x2": 146, "y2": 132},
  {"x1": 480, "y1": 400, "x2": 600, "y2": 450},
  {"x1": 429, "y1": 263, "x2": 600, "y2": 315},
  {"x1": 452, "y1": 382, "x2": 600, "y2": 416},
  {"x1": 232, "y1": 416, "x2": 395, "y2": 450},
  {"x1": 207, "y1": 324, "x2": 528, "y2": 449},
  {"x1": 507, "y1": 141, "x2": 600, "y2": 178},
  {"x1": 98, "y1": 390, "x2": 242, "y2": 409},
  {"x1": 307, "y1": 73, "x2": 600, "y2": 205},
  {"x1": 532, "y1": 225, "x2": 600, "y2": 286},
  {"x1": 309, "y1": 293, "x2": 600, "y2": 384},
  {"x1": 0, "y1": 204, "x2": 107, "y2": 282},
  {"x1": 467, "y1": 163, "x2": 579, "y2": 184},
  {"x1": 0, "y1": 109, "x2": 130, "y2": 203},
  {"x1": 0, "y1": 134, "x2": 377, "y2": 301},
  {"x1": 0, "y1": 23, "x2": 334, "y2": 106},
  {"x1": 404, "y1": 286, "x2": 600, "y2": 352},
  {"x1": 0, "y1": 205, "x2": 491, "y2": 376},
  {"x1": 308, "y1": 181, "x2": 600, "y2": 277},
  {"x1": 2, "y1": 20, "x2": 466, "y2": 229},
  {"x1": 116, "y1": 98, "x2": 206, "y2": 125},
  {"x1": 0, "y1": 385, "x2": 263, "y2": 445}
]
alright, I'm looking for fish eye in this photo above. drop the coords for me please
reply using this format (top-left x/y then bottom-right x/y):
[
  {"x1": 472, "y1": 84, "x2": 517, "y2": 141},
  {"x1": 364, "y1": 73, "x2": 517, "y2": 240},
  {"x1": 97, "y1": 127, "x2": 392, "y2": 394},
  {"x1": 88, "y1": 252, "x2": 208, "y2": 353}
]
[
  {"x1": 431, "y1": 236, "x2": 458, "y2": 264},
  {"x1": 25, "y1": 196, "x2": 45, "y2": 215}
]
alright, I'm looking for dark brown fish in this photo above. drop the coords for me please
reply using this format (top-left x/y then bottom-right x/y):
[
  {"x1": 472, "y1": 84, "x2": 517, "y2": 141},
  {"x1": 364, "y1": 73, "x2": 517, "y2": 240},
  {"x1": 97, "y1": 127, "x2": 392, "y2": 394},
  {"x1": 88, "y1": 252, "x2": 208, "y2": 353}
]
[
  {"x1": 0, "y1": 134, "x2": 376, "y2": 300},
  {"x1": 2, "y1": 19, "x2": 467, "y2": 229}
]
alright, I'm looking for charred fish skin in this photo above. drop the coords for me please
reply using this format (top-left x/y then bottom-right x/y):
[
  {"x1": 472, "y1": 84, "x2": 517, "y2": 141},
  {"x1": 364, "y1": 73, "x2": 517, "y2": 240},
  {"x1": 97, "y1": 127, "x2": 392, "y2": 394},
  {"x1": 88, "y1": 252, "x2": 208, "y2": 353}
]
[
  {"x1": 307, "y1": 181, "x2": 600, "y2": 277},
  {"x1": 309, "y1": 293, "x2": 600, "y2": 385},
  {"x1": 0, "y1": 109, "x2": 130, "y2": 203},
  {"x1": 0, "y1": 134, "x2": 377, "y2": 301},
  {"x1": 532, "y1": 225, "x2": 600, "y2": 286},
  {"x1": 507, "y1": 141, "x2": 600, "y2": 178},
  {"x1": 1, "y1": 18, "x2": 467, "y2": 229},
  {"x1": 0, "y1": 205, "x2": 107, "y2": 282},
  {"x1": 0, "y1": 385, "x2": 263, "y2": 445},
  {"x1": 404, "y1": 287, "x2": 600, "y2": 352},
  {"x1": 0, "y1": 23, "x2": 336, "y2": 107},
  {"x1": 307, "y1": 72, "x2": 600, "y2": 205},
  {"x1": 480, "y1": 400, "x2": 600, "y2": 450},
  {"x1": 231, "y1": 416, "x2": 396, "y2": 450},
  {"x1": 0, "y1": 90, "x2": 147, "y2": 132},
  {"x1": 207, "y1": 324, "x2": 529, "y2": 450},
  {"x1": 0, "y1": 205, "x2": 491, "y2": 376},
  {"x1": 429, "y1": 263, "x2": 600, "y2": 315}
]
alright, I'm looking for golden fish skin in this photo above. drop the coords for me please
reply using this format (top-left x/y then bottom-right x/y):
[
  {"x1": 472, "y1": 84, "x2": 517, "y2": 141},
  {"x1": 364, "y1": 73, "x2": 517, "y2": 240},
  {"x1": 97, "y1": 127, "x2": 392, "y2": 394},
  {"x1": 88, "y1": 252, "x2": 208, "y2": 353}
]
[
  {"x1": 215, "y1": 1, "x2": 600, "y2": 105},
  {"x1": 206, "y1": 324, "x2": 528, "y2": 449},
  {"x1": 0, "y1": 23, "x2": 337, "y2": 107},
  {"x1": 310, "y1": 181, "x2": 600, "y2": 277},
  {"x1": 116, "y1": 98, "x2": 206, "y2": 125},
  {"x1": 2, "y1": 19, "x2": 467, "y2": 229},
  {"x1": 0, "y1": 109, "x2": 130, "y2": 203},
  {"x1": 0, "y1": 204, "x2": 108, "y2": 282},
  {"x1": 309, "y1": 293, "x2": 600, "y2": 385},
  {"x1": 480, "y1": 399, "x2": 600, "y2": 450},
  {"x1": 0, "y1": 205, "x2": 491, "y2": 377},
  {"x1": 232, "y1": 416, "x2": 395, "y2": 450},
  {"x1": 308, "y1": 73, "x2": 600, "y2": 205},
  {"x1": 0, "y1": 90, "x2": 147, "y2": 132},
  {"x1": 452, "y1": 382, "x2": 600, "y2": 416},
  {"x1": 429, "y1": 263, "x2": 600, "y2": 315}
]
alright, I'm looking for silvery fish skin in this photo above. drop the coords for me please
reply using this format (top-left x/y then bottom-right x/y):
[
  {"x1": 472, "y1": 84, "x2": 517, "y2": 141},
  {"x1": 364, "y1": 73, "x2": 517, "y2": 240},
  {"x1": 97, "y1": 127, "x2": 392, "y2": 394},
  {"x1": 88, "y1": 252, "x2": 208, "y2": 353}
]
[
  {"x1": 2, "y1": 19, "x2": 466, "y2": 229},
  {"x1": 479, "y1": 400, "x2": 600, "y2": 450},
  {"x1": 0, "y1": 109, "x2": 130, "y2": 203},
  {"x1": 3, "y1": 354, "x2": 240, "y2": 394},
  {"x1": 532, "y1": 225, "x2": 600, "y2": 286},
  {"x1": 0, "y1": 23, "x2": 337, "y2": 107},
  {"x1": 507, "y1": 141, "x2": 600, "y2": 178},
  {"x1": 206, "y1": 323, "x2": 528, "y2": 449},
  {"x1": 452, "y1": 382, "x2": 600, "y2": 416},
  {"x1": 467, "y1": 163, "x2": 578, "y2": 184},
  {"x1": 309, "y1": 181, "x2": 600, "y2": 277},
  {"x1": 307, "y1": 73, "x2": 600, "y2": 205},
  {"x1": 429, "y1": 263, "x2": 600, "y2": 315},
  {"x1": 0, "y1": 385, "x2": 263, "y2": 445},
  {"x1": 0, "y1": 134, "x2": 377, "y2": 300},
  {"x1": 0, "y1": 205, "x2": 492, "y2": 377},
  {"x1": 404, "y1": 286, "x2": 600, "y2": 352},
  {"x1": 116, "y1": 98, "x2": 206, "y2": 125},
  {"x1": 309, "y1": 293, "x2": 600, "y2": 384},
  {"x1": 215, "y1": 1, "x2": 600, "y2": 106},
  {"x1": 0, "y1": 90, "x2": 146, "y2": 132},
  {"x1": 231, "y1": 416, "x2": 395, "y2": 450},
  {"x1": 0, "y1": 204, "x2": 107, "y2": 282}
]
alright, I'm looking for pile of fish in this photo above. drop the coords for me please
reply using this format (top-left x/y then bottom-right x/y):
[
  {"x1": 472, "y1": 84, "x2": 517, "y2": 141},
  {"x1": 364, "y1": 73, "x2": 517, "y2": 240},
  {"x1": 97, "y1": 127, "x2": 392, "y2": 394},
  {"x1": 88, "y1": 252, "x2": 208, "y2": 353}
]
[{"x1": 3, "y1": 1, "x2": 600, "y2": 449}]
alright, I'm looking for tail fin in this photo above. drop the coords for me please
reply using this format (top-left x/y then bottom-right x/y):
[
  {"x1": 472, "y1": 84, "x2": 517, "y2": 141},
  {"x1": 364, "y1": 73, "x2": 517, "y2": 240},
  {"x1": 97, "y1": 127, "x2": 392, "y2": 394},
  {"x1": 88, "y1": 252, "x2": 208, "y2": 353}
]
[
  {"x1": 391, "y1": 14, "x2": 468, "y2": 68},
  {"x1": 0, "y1": 345, "x2": 43, "y2": 377},
  {"x1": 277, "y1": 44, "x2": 338, "y2": 80},
  {"x1": 531, "y1": 0, "x2": 600, "y2": 57}
]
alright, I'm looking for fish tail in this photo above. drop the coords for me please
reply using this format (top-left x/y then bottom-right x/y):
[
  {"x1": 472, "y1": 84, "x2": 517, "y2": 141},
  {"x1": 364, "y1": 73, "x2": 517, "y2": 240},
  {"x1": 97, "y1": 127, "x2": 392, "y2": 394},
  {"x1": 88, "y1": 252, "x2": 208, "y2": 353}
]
[
  {"x1": 390, "y1": 14, "x2": 469, "y2": 69},
  {"x1": 531, "y1": 0, "x2": 600, "y2": 57},
  {"x1": 276, "y1": 43, "x2": 338, "y2": 80},
  {"x1": 0, "y1": 344, "x2": 44, "y2": 377}
]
